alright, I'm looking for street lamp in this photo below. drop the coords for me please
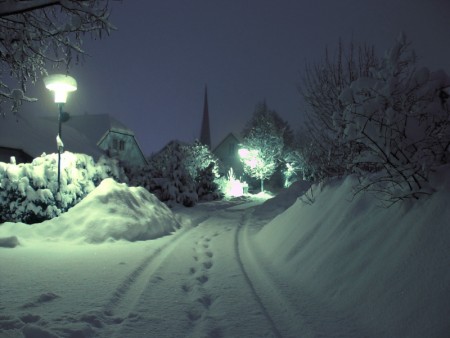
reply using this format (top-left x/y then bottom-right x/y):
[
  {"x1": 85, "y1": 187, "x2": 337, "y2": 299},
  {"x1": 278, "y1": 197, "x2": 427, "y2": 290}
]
[{"x1": 44, "y1": 74, "x2": 77, "y2": 192}]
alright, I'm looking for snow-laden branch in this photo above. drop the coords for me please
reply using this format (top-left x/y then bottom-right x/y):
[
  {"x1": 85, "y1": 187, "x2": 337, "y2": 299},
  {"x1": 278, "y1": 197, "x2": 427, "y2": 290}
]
[
  {"x1": 0, "y1": 0, "x2": 116, "y2": 115},
  {"x1": 0, "y1": 0, "x2": 60, "y2": 17}
]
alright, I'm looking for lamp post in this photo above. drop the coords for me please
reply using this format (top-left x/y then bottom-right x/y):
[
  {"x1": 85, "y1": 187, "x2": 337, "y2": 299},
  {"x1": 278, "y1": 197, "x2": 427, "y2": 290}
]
[{"x1": 43, "y1": 74, "x2": 77, "y2": 192}]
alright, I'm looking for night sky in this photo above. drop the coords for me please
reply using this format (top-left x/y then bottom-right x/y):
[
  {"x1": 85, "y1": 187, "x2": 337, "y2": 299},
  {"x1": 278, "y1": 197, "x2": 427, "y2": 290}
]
[{"x1": 22, "y1": 0, "x2": 450, "y2": 156}]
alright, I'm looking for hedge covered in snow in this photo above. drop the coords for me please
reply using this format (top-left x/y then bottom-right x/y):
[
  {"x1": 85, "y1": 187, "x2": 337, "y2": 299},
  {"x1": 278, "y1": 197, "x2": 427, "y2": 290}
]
[
  {"x1": 0, "y1": 152, "x2": 126, "y2": 223},
  {"x1": 130, "y1": 140, "x2": 220, "y2": 207}
]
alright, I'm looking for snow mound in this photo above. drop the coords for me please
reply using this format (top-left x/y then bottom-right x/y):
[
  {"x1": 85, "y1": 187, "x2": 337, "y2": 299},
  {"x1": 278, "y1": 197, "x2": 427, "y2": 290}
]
[
  {"x1": 254, "y1": 166, "x2": 450, "y2": 337},
  {"x1": 253, "y1": 180, "x2": 312, "y2": 220},
  {"x1": 0, "y1": 179, "x2": 180, "y2": 244}
]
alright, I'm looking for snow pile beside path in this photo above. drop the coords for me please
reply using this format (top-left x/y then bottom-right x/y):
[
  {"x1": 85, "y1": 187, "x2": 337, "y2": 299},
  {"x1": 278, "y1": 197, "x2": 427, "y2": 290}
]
[
  {"x1": 255, "y1": 166, "x2": 450, "y2": 337},
  {"x1": 253, "y1": 180, "x2": 311, "y2": 220},
  {"x1": 0, "y1": 178, "x2": 180, "y2": 244}
]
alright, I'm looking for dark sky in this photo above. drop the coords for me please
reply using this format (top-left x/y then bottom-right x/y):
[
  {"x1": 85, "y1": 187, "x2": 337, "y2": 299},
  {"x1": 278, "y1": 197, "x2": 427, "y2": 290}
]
[{"x1": 23, "y1": 0, "x2": 450, "y2": 155}]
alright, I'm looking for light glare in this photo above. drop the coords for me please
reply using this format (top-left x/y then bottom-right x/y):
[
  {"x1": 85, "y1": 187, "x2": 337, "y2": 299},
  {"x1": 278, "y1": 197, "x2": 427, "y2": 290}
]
[{"x1": 44, "y1": 74, "x2": 77, "y2": 103}]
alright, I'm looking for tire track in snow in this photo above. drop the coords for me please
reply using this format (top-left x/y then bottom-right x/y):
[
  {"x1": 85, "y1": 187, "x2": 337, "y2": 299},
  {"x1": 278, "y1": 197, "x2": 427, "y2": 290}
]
[
  {"x1": 102, "y1": 227, "x2": 193, "y2": 322},
  {"x1": 237, "y1": 213, "x2": 368, "y2": 337},
  {"x1": 234, "y1": 215, "x2": 284, "y2": 338},
  {"x1": 236, "y1": 211, "x2": 326, "y2": 338}
]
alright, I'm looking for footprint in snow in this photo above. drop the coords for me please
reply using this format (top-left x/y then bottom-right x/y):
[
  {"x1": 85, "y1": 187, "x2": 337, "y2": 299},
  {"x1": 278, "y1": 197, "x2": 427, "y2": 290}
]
[
  {"x1": 196, "y1": 275, "x2": 209, "y2": 285},
  {"x1": 181, "y1": 284, "x2": 192, "y2": 293},
  {"x1": 186, "y1": 309, "x2": 202, "y2": 322},
  {"x1": 197, "y1": 294, "x2": 213, "y2": 309},
  {"x1": 203, "y1": 261, "x2": 213, "y2": 270}
]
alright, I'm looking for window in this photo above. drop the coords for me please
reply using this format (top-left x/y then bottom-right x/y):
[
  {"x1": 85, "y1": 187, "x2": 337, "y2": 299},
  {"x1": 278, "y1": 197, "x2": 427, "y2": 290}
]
[{"x1": 119, "y1": 140, "x2": 125, "y2": 151}]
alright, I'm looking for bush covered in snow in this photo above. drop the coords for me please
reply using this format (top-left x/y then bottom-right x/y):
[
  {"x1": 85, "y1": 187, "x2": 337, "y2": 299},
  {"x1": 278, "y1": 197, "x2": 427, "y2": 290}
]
[
  {"x1": 339, "y1": 34, "x2": 450, "y2": 203},
  {"x1": 300, "y1": 34, "x2": 450, "y2": 204},
  {"x1": 0, "y1": 152, "x2": 127, "y2": 223},
  {"x1": 129, "y1": 140, "x2": 220, "y2": 207}
]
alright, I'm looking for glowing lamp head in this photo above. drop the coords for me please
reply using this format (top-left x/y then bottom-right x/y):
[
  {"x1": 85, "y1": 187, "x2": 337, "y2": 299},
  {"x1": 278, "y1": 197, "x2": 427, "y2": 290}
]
[{"x1": 44, "y1": 74, "x2": 77, "y2": 103}]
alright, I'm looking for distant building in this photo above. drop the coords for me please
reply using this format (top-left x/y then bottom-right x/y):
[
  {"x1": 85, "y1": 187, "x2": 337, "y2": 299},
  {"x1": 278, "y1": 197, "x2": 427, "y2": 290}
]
[
  {"x1": 199, "y1": 85, "x2": 211, "y2": 149},
  {"x1": 213, "y1": 132, "x2": 244, "y2": 178},
  {"x1": 0, "y1": 113, "x2": 147, "y2": 167}
]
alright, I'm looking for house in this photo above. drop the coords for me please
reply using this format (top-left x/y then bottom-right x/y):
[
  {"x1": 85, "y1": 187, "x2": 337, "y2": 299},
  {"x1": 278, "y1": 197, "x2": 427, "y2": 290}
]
[
  {"x1": 212, "y1": 132, "x2": 244, "y2": 178},
  {"x1": 54, "y1": 114, "x2": 148, "y2": 167},
  {"x1": 0, "y1": 113, "x2": 147, "y2": 167}
]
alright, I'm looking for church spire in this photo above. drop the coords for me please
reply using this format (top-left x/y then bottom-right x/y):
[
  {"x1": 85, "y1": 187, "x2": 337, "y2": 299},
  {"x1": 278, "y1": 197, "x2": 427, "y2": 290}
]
[{"x1": 199, "y1": 85, "x2": 211, "y2": 149}]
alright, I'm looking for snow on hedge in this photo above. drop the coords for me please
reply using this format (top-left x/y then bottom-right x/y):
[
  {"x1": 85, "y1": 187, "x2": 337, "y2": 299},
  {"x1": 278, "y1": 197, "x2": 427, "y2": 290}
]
[
  {"x1": 0, "y1": 178, "x2": 180, "y2": 244},
  {"x1": 0, "y1": 152, "x2": 126, "y2": 223}
]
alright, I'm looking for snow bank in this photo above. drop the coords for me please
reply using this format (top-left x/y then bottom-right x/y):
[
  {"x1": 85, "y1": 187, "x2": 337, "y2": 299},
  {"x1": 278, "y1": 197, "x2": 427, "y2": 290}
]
[
  {"x1": 253, "y1": 180, "x2": 311, "y2": 220},
  {"x1": 0, "y1": 178, "x2": 180, "y2": 244},
  {"x1": 255, "y1": 166, "x2": 450, "y2": 337}
]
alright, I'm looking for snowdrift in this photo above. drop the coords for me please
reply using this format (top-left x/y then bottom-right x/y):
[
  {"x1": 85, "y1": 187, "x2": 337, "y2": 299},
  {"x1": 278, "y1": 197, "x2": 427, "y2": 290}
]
[
  {"x1": 255, "y1": 166, "x2": 450, "y2": 337},
  {"x1": 0, "y1": 178, "x2": 180, "y2": 244}
]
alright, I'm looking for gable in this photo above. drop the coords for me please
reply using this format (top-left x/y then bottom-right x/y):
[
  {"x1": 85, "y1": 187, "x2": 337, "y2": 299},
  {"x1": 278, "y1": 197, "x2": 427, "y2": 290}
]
[
  {"x1": 213, "y1": 132, "x2": 244, "y2": 175},
  {"x1": 213, "y1": 133, "x2": 241, "y2": 158},
  {"x1": 98, "y1": 129, "x2": 147, "y2": 167}
]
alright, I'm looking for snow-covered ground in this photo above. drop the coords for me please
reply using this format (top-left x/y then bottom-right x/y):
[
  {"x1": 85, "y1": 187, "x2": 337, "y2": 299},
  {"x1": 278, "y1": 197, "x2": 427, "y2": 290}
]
[{"x1": 1, "y1": 167, "x2": 449, "y2": 337}]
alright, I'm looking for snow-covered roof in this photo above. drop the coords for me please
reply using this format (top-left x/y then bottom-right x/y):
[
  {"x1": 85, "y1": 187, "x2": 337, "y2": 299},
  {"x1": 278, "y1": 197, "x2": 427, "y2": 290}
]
[
  {"x1": 0, "y1": 113, "x2": 103, "y2": 159},
  {"x1": 41, "y1": 113, "x2": 134, "y2": 146}
]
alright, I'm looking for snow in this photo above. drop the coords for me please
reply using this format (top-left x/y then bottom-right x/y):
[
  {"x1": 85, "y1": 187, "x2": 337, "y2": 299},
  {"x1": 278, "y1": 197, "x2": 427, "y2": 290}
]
[
  {"x1": 254, "y1": 166, "x2": 450, "y2": 337},
  {"x1": 0, "y1": 114, "x2": 103, "y2": 160},
  {"x1": 0, "y1": 178, "x2": 180, "y2": 244},
  {"x1": 1, "y1": 167, "x2": 450, "y2": 337}
]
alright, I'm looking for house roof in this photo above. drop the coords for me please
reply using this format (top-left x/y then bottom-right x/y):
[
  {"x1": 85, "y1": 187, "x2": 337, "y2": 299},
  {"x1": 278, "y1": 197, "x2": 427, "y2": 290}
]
[
  {"x1": 41, "y1": 113, "x2": 134, "y2": 146},
  {"x1": 0, "y1": 113, "x2": 103, "y2": 159},
  {"x1": 212, "y1": 132, "x2": 241, "y2": 153}
]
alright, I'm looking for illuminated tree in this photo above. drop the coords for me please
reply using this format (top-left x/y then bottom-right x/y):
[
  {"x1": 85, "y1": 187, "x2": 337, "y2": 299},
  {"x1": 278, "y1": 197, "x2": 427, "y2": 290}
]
[
  {"x1": 240, "y1": 102, "x2": 290, "y2": 191},
  {"x1": 0, "y1": 0, "x2": 115, "y2": 114}
]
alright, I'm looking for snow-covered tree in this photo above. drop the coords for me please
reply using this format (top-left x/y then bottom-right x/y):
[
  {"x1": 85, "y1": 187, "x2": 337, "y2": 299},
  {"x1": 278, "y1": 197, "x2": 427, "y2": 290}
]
[
  {"x1": 240, "y1": 102, "x2": 288, "y2": 191},
  {"x1": 242, "y1": 101, "x2": 294, "y2": 149},
  {"x1": 0, "y1": 0, "x2": 115, "y2": 114},
  {"x1": 339, "y1": 33, "x2": 450, "y2": 204},
  {"x1": 129, "y1": 140, "x2": 220, "y2": 207},
  {"x1": 184, "y1": 141, "x2": 219, "y2": 200},
  {"x1": 299, "y1": 39, "x2": 378, "y2": 179}
]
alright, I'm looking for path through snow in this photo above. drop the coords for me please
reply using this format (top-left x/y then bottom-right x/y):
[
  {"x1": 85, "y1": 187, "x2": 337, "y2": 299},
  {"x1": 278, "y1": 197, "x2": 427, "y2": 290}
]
[{"x1": 1, "y1": 196, "x2": 363, "y2": 337}]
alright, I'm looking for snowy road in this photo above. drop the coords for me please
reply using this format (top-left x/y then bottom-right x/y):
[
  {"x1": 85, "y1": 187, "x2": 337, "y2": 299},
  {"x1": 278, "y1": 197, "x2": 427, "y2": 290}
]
[
  {"x1": 3, "y1": 175, "x2": 450, "y2": 337},
  {"x1": 0, "y1": 195, "x2": 362, "y2": 338},
  {"x1": 95, "y1": 198, "x2": 306, "y2": 338}
]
